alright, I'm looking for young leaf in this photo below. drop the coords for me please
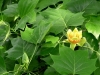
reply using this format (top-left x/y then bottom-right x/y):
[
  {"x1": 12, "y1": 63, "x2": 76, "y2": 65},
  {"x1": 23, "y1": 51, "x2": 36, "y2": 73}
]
[
  {"x1": 22, "y1": 52, "x2": 29, "y2": 64},
  {"x1": 50, "y1": 46, "x2": 97, "y2": 75},
  {"x1": 46, "y1": 35, "x2": 59, "y2": 44},
  {"x1": 21, "y1": 26, "x2": 34, "y2": 43},
  {"x1": 21, "y1": 20, "x2": 52, "y2": 44}
]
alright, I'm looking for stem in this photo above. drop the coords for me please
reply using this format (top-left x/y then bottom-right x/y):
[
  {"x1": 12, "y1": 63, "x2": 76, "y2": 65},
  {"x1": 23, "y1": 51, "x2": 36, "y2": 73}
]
[
  {"x1": 14, "y1": 65, "x2": 23, "y2": 75},
  {"x1": 2, "y1": 71, "x2": 14, "y2": 75},
  {"x1": 55, "y1": 35, "x2": 64, "y2": 47},
  {"x1": 83, "y1": 42, "x2": 100, "y2": 56},
  {"x1": 28, "y1": 44, "x2": 39, "y2": 65},
  {"x1": 15, "y1": 44, "x2": 39, "y2": 75}
]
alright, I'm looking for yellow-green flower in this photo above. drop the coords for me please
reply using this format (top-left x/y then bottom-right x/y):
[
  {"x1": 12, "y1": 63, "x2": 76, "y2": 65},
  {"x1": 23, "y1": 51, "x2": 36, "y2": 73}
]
[{"x1": 66, "y1": 28, "x2": 82, "y2": 44}]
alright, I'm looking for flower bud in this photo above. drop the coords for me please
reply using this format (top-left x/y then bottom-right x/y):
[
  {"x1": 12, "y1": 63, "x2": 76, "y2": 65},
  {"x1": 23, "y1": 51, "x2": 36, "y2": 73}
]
[
  {"x1": 66, "y1": 28, "x2": 82, "y2": 44},
  {"x1": 22, "y1": 52, "x2": 29, "y2": 64}
]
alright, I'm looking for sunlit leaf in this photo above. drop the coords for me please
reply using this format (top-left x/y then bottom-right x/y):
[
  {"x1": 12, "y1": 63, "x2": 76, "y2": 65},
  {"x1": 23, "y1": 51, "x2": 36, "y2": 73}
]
[
  {"x1": 46, "y1": 35, "x2": 59, "y2": 44},
  {"x1": 85, "y1": 17, "x2": 100, "y2": 39},
  {"x1": 21, "y1": 26, "x2": 34, "y2": 43}
]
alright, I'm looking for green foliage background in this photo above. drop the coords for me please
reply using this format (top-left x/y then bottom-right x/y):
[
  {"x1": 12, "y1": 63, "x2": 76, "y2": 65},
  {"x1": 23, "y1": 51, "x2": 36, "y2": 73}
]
[{"x1": 0, "y1": 0, "x2": 100, "y2": 75}]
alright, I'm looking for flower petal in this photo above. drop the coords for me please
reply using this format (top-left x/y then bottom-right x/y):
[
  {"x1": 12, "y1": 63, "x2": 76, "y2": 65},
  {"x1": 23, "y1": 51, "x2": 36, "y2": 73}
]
[
  {"x1": 73, "y1": 28, "x2": 78, "y2": 33},
  {"x1": 67, "y1": 29, "x2": 72, "y2": 36}
]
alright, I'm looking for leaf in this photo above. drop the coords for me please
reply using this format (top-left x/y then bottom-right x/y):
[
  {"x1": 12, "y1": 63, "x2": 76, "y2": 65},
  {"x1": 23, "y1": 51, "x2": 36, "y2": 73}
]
[
  {"x1": 6, "y1": 37, "x2": 35, "y2": 60},
  {"x1": 37, "y1": 0, "x2": 61, "y2": 11},
  {"x1": 15, "y1": 10, "x2": 36, "y2": 30},
  {"x1": 65, "y1": 12, "x2": 85, "y2": 26},
  {"x1": 40, "y1": 46, "x2": 59, "y2": 56},
  {"x1": 28, "y1": 58, "x2": 39, "y2": 71},
  {"x1": 18, "y1": 0, "x2": 39, "y2": 17},
  {"x1": 85, "y1": 17, "x2": 100, "y2": 39},
  {"x1": 0, "y1": 21, "x2": 10, "y2": 45},
  {"x1": 63, "y1": 0, "x2": 100, "y2": 15},
  {"x1": 0, "y1": 56, "x2": 7, "y2": 74},
  {"x1": 42, "y1": 35, "x2": 59, "y2": 48},
  {"x1": 44, "y1": 67, "x2": 60, "y2": 75},
  {"x1": 22, "y1": 20, "x2": 52, "y2": 44},
  {"x1": 5, "y1": 58, "x2": 15, "y2": 71},
  {"x1": 42, "y1": 42, "x2": 56, "y2": 48},
  {"x1": 50, "y1": 46, "x2": 97, "y2": 75},
  {"x1": 94, "y1": 68, "x2": 100, "y2": 75},
  {"x1": 46, "y1": 35, "x2": 59, "y2": 44},
  {"x1": 82, "y1": 32, "x2": 99, "y2": 59},
  {"x1": 42, "y1": 8, "x2": 68, "y2": 27},
  {"x1": 21, "y1": 26, "x2": 34, "y2": 43},
  {"x1": 41, "y1": 56, "x2": 53, "y2": 65},
  {"x1": 0, "y1": 0, "x2": 3, "y2": 11},
  {"x1": 83, "y1": 32, "x2": 99, "y2": 51},
  {"x1": 15, "y1": 0, "x2": 39, "y2": 30},
  {"x1": 42, "y1": 8, "x2": 67, "y2": 35},
  {"x1": 42, "y1": 8, "x2": 85, "y2": 34},
  {"x1": 32, "y1": 20, "x2": 52, "y2": 44},
  {"x1": 3, "y1": 4, "x2": 18, "y2": 17}
]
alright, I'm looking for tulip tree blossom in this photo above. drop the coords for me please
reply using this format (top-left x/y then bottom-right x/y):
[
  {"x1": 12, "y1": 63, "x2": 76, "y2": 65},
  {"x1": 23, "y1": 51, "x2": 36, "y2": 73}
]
[
  {"x1": 64, "y1": 28, "x2": 86, "y2": 50},
  {"x1": 67, "y1": 28, "x2": 82, "y2": 44}
]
